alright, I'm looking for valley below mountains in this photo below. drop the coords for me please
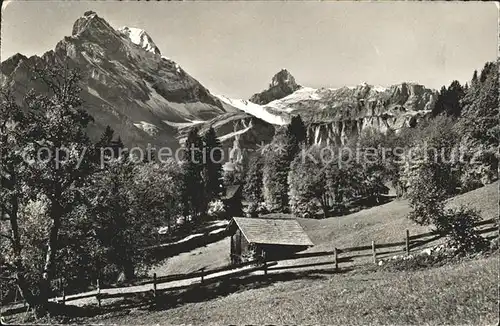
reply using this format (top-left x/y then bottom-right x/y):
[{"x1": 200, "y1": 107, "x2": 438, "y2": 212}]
[{"x1": 1, "y1": 11, "x2": 438, "y2": 152}]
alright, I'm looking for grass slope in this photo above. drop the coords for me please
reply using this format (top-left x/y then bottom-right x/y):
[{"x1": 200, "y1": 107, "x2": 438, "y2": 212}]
[
  {"x1": 148, "y1": 182, "x2": 498, "y2": 277},
  {"x1": 298, "y1": 182, "x2": 498, "y2": 262},
  {"x1": 96, "y1": 255, "x2": 498, "y2": 325},
  {"x1": 88, "y1": 182, "x2": 498, "y2": 324}
]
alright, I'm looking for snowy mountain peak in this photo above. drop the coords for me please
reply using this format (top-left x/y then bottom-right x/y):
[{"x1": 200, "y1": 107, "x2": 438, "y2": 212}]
[
  {"x1": 249, "y1": 68, "x2": 301, "y2": 105},
  {"x1": 270, "y1": 68, "x2": 297, "y2": 88},
  {"x1": 118, "y1": 26, "x2": 161, "y2": 55}
]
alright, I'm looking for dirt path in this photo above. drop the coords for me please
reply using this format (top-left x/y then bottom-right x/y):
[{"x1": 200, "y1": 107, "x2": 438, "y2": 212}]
[{"x1": 54, "y1": 263, "x2": 264, "y2": 307}]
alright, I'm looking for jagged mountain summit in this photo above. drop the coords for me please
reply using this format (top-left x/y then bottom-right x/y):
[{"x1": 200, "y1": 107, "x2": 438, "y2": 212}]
[
  {"x1": 249, "y1": 69, "x2": 301, "y2": 105},
  {"x1": 1, "y1": 11, "x2": 228, "y2": 148},
  {"x1": 2, "y1": 11, "x2": 438, "y2": 151},
  {"x1": 118, "y1": 26, "x2": 161, "y2": 55}
]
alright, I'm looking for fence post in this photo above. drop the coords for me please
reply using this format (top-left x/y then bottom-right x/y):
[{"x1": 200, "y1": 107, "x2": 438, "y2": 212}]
[
  {"x1": 334, "y1": 247, "x2": 339, "y2": 271},
  {"x1": 153, "y1": 273, "x2": 157, "y2": 299},
  {"x1": 200, "y1": 268, "x2": 205, "y2": 284},
  {"x1": 96, "y1": 278, "x2": 101, "y2": 308},
  {"x1": 61, "y1": 277, "x2": 66, "y2": 305},
  {"x1": 406, "y1": 229, "x2": 410, "y2": 255},
  {"x1": 372, "y1": 241, "x2": 377, "y2": 264},
  {"x1": 263, "y1": 252, "x2": 268, "y2": 276}
]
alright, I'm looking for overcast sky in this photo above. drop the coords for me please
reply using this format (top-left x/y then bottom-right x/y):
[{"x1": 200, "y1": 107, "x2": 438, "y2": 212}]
[{"x1": 1, "y1": 1, "x2": 498, "y2": 98}]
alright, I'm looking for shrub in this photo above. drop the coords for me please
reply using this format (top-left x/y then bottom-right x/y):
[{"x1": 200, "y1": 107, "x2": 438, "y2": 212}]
[
  {"x1": 207, "y1": 200, "x2": 226, "y2": 219},
  {"x1": 435, "y1": 206, "x2": 488, "y2": 253},
  {"x1": 459, "y1": 172, "x2": 484, "y2": 193},
  {"x1": 377, "y1": 249, "x2": 456, "y2": 272},
  {"x1": 244, "y1": 202, "x2": 268, "y2": 218},
  {"x1": 245, "y1": 202, "x2": 259, "y2": 217}
]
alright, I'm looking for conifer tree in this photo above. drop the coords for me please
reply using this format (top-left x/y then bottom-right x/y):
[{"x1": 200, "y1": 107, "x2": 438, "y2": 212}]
[
  {"x1": 287, "y1": 115, "x2": 307, "y2": 145},
  {"x1": 181, "y1": 128, "x2": 204, "y2": 222},
  {"x1": 471, "y1": 70, "x2": 478, "y2": 87},
  {"x1": 243, "y1": 153, "x2": 264, "y2": 216},
  {"x1": 98, "y1": 125, "x2": 114, "y2": 148},
  {"x1": 202, "y1": 127, "x2": 225, "y2": 201}
]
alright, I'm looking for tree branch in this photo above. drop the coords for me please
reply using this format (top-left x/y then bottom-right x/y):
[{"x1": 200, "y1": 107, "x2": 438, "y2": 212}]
[{"x1": 0, "y1": 232, "x2": 14, "y2": 242}]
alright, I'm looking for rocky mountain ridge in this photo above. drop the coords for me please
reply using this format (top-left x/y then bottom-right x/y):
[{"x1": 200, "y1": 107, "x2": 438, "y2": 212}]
[
  {"x1": 2, "y1": 11, "x2": 438, "y2": 151},
  {"x1": 1, "y1": 11, "x2": 228, "y2": 148},
  {"x1": 208, "y1": 76, "x2": 437, "y2": 148}
]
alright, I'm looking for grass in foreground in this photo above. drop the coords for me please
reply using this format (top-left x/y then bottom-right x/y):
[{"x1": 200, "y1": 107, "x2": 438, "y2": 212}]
[
  {"x1": 5, "y1": 183, "x2": 497, "y2": 324},
  {"x1": 75, "y1": 253, "x2": 498, "y2": 325}
]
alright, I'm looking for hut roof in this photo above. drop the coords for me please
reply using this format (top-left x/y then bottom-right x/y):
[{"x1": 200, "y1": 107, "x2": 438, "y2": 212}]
[{"x1": 231, "y1": 217, "x2": 314, "y2": 247}]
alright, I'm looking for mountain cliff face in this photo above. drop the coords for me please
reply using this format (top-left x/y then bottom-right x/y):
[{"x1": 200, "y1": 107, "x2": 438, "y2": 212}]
[
  {"x1": 2, "y1": 11, "x2": 438, "y2": 151},
  {"x1": 249, "y1": 69, "x2": 301, "y2": 105},
  {"x1": 1, "y1": 11, "x2": 227, "y2": 148},
  {"x1": 206, "y1": 73, "x2": 437, "y2": 148},
  {"x1": 265, "y1": 82, "x2": 437, "y2": 145}
]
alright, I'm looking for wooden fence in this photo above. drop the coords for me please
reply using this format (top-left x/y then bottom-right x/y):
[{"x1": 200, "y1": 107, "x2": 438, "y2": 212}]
[
  {"x1": 2, "y1": 218, "x2": 497, "y2": 315},
  {"x1": 53, "y1": 258, "x2": 277, "y2": 309}
]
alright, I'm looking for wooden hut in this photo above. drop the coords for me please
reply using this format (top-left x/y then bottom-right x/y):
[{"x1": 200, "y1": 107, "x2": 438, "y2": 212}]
[{"x1": 227, "y1": 217, "x2": 314, "y2": 264}]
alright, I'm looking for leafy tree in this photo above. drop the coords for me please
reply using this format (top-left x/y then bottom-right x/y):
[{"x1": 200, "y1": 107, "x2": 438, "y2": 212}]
[
  {"x1": 406, "y1": 163, "x2": 447, "y2": 225},
  {"x1": 54, "y1": 199, "x2": 101, "y2": 292},
  {"x1": 356, "y1": 127, "x2": 401, "y2": 186},
  {"x1": 407, "y1": 166, "x2": 487, "y2": 253},
  {"x1": 398, "y1": 115, "x2": 461, "y2": 197},
  {"x1": 359, "y1": 169, "x2": 387, "y2": 203},
  {"x1": 0, "y1": 90, "x2": 38, "y2": 307},
  {"x1": 1, "y1": 64, "x2": 95, "y2": 314},
  {"x1": 89, "y1": 160, "x2": 183, "y2": 281},
  {"x1": 26, "y1": 67, "x2": 95, "y2": 313},
  {"x1": 325, "y1": 160, "x2": 363, "y2": 208}
]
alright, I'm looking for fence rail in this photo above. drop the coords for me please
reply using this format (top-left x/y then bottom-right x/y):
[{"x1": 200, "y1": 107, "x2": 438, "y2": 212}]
[
  {"x1": 2, "y1": 217, "x2": 497, "y2": 314},
  {"x1": 57, "y1": 258, "x2": 274, "y2": 307},
  {"x1": 408, "y1": 218, "x2": 497, "y2": 240}
]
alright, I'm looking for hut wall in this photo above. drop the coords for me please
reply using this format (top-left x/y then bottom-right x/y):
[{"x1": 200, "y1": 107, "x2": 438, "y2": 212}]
[
  {"x1": 231, "y1": 229, "x2": 251, "y2": 263},
  {"x1": 258, "y1": 244, "x2": 310, "y2": 261}
]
